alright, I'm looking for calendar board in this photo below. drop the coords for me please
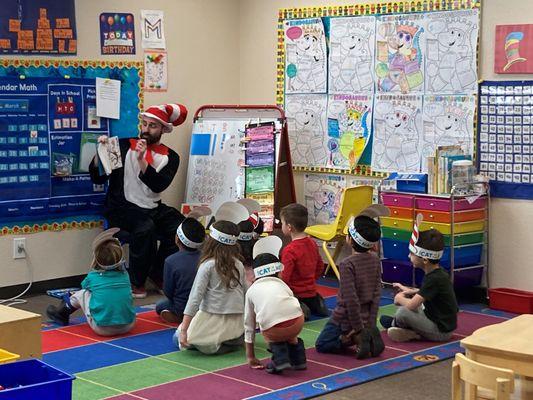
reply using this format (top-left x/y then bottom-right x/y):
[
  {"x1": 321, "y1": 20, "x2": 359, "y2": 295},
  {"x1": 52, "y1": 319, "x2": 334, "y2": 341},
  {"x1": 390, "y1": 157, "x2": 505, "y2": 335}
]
[{"x1": 478, "y1": 80, "x2": 533, "y2": 199}]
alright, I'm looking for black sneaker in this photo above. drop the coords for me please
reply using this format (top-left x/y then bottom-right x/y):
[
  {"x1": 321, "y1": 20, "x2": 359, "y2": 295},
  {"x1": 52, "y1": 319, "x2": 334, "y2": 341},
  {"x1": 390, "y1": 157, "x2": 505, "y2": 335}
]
[
  {"x1": 355, "y1": 328, "x2": 372, "y2": 359},
  {"x1": 380, "y1": 315, "x2": 394, "y2": 330},
  {"x1": 369, "y1": 326, "x2": 385, "y2": 357}
]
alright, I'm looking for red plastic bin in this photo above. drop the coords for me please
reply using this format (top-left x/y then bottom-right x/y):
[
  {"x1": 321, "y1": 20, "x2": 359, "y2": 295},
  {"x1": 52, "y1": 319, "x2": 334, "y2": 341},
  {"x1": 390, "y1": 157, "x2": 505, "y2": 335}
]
[{"x1": 488, "y1": 288, "x2": 533, "y2": 314}]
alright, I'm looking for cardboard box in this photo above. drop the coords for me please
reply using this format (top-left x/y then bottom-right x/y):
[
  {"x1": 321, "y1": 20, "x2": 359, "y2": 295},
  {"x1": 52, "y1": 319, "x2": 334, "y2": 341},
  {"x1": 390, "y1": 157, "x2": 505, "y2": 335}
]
[{"x1": 0, "y1": 305, "x2": 41, "y2": 359}]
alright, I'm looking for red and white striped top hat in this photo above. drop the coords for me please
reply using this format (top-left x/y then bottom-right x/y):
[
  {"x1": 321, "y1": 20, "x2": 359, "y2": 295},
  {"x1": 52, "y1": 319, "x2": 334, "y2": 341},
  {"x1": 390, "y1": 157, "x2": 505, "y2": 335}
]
[{"x1": 141, "y1": 103, "x2": 188, "y2": 133}]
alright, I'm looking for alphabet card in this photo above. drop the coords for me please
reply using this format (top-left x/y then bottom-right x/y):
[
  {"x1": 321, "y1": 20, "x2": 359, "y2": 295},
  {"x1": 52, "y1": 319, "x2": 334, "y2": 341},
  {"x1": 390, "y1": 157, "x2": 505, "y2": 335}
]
[{"x1": 140, "y1": 10, "x2": 166, "y2": 49}]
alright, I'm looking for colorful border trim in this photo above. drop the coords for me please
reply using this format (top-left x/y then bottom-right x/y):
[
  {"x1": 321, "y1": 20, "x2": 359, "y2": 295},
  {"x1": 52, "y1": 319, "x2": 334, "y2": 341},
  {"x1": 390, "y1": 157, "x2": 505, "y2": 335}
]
[
  {"x1": 277, "y1": 0, "x2": 481, "y2": 177},
  {"x1": 1, "y1": 218, "x2": 103, "y2": 236}
]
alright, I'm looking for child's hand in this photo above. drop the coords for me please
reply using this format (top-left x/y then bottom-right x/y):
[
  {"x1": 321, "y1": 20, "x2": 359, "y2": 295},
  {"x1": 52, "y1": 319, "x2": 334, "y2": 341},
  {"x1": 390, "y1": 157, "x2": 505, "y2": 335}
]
[
  {"x1": 248, "y1": 358, "x2": 264, "y2": 369},
  {"x1": 392, "y1": 283, "x2": 407, "y2": 293},
  {"x1": 179, "y1": 330, "x2": 189, "y2": 349}
]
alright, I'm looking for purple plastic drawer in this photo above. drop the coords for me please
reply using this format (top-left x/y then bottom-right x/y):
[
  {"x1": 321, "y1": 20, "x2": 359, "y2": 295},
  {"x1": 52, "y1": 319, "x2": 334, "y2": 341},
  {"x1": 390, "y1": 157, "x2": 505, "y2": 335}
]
[
  {"x1": 382, "y1": 259, "x2": 413, "y2": 285},
  {"x1": 381, "y1": 193, "x2": 414, "y2": 208},
  {"x1": 415, "y1": 197, "x2": 487, "y2": 212}
]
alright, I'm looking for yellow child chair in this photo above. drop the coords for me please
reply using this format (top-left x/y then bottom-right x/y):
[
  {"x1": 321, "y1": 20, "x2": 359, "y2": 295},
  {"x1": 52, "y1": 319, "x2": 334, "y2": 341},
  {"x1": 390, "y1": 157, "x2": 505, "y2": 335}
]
[
  {"x1": 452, "y1": 353, "x2": 515, "y2": 400},
  {"x1": 305, "y1": 185, "x2": 373, "y2": 279}
]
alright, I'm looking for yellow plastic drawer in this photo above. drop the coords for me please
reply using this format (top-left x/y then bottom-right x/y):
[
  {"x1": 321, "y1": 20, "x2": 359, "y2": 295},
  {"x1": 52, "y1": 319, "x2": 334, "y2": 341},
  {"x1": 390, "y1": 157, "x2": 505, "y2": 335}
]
[
  {"x1": 381, "y1": 217, "x2": 413, "y2": 231},
  {"x1": 420, "y1": 220, "x2": 485, "y2": 234}
]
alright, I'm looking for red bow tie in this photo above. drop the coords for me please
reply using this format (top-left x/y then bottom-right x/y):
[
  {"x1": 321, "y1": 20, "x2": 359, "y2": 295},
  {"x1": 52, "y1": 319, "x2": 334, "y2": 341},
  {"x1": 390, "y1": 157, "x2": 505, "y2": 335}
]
[{"x1": 129, "y1": 139, "x2": 169, "y2": 166}]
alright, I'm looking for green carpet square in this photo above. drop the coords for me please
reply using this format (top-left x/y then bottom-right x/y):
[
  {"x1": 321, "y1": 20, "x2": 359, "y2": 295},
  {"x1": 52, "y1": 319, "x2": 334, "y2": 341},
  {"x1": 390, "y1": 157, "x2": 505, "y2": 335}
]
[
  {"x1": 159, "y1": 347, "x2": 269, "y2": 371},
  {"x1": 72, "y1": 378, "x2": 119, "y2": 400},
  {"x1": 77, "y1": 357, "x2": 201, "y2": 392}
]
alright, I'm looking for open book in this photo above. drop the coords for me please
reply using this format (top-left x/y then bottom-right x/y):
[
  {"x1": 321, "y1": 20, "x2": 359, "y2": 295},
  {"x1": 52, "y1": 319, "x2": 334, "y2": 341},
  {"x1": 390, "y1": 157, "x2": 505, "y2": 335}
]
[{"x1": 97, "y1": 136, "x2": 122, "y2": 175}]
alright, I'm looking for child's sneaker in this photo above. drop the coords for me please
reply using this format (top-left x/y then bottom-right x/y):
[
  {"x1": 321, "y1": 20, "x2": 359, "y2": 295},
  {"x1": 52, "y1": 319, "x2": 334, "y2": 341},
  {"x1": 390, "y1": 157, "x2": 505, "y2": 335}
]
[
  {"x1": 387, "y1": 327, "x2": 421, "y2": 342},
  {"x1": 355, "y1": 328, "x2": 372, "y2": 359},
  {"x1": 131, "y1": 285, "x2": 147, "y2": 299},
  {"x1": 266, "y1": 342, "x2": 291, "y2": 374},
  {"x1": 287, "y1": 338, "x2": 307, "y2": 370},
  {"x1": 380, "y1": 315, "x2": 394, "y2": 329},
  {"x1": 369, "y1": 326, "x2": 385, "y2": 357},
  {"x1": 160, "y1": 309, "x2": 181, "y2": 324}
]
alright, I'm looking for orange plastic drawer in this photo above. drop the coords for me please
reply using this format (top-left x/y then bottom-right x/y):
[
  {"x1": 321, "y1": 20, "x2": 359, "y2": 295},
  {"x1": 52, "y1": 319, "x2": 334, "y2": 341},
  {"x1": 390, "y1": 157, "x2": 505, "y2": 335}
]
[
  {"x1": 387, "y1": 206, "x2": 413, "y2": 220},
  {"x1": 415, "y1": 209, "x2": 486, "y2": 224}
]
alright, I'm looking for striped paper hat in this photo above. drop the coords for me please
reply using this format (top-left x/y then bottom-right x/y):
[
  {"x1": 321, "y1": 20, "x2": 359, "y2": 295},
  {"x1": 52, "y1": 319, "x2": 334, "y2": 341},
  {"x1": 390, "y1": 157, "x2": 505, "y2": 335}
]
[
  {"x1": 141, "y1": 103, "x2": 188, "y2": 133},
  {"x1": 503, "y1": 31, "x2": 527, "y2": 72},
  {"x1": 408, "y1": 214, "x2": 443, "y2": 260}
]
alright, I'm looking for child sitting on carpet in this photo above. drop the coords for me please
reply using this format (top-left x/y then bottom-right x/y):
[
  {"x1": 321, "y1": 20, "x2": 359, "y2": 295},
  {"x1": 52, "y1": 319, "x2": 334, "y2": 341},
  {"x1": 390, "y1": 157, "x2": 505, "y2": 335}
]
[
  {"x1": 380, "y1": 219, "x2": 458, "y2": 342},
  {"x1": 176, "y1": 202, "x2": 249, "y2": 354},
  {"x1": 315, "y1": 205, "x2": 389, "y2": 359},
  {"x1": 46, "y1": 228, "x2": 135, "y2": 336},
  {"x1": 279, "y1": 203, "x2": 328, "y2": 320},
  {"x1": 155, "y1": 217, "x2": 206, "y2": 323},
  {"x1": 244, "y1": 237, "x2": 306, "y2": 374}
]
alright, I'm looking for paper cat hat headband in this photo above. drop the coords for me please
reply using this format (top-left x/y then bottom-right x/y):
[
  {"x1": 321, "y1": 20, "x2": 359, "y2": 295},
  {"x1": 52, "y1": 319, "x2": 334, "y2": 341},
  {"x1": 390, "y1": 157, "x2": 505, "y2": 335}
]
[
  {"x1": 176, "y1": 206, "x2": 212, "y2": 249},
  {"x1": 252, "y1": 236, "x2": 284, "y2": 279},
  {"x1": 408, "y1": 214, "x2": 444, "y2": 260},
  {"x1": 91, "y1": 228, "x2": 125, "y2": 270},
  {"x1": 210, "y1": 202, "x2": 249, "y2": 245},
  {"x1": 348, "y1": 204, "x2": 390, "y2": 249}
]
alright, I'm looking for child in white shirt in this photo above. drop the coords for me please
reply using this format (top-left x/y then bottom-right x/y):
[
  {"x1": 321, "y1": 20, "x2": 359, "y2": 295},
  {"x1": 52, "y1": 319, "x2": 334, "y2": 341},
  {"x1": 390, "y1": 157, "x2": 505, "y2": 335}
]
[{"x1": 244, "y1": 236, "x2": 306, "y2": 374}]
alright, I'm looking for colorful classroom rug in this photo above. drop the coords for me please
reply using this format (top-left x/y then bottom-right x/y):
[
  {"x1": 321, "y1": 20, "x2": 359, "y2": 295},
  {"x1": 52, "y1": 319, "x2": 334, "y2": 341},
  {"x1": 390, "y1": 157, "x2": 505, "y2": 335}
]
[{"x1": 40, "y1": 279, "x2": 515, "y2": 400}]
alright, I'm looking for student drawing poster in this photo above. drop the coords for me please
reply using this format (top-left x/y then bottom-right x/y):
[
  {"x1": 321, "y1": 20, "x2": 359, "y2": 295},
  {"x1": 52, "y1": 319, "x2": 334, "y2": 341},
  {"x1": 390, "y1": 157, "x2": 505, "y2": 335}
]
[
  {"x1": 425, "y1": 10, "x2": 479, "y2": 94},
  {"x1": 140, "y1": 10, "x2": 166, "y2": 49},
  {"x1": 284, "y1": 18, "x2": 327, "y2": 94},
  {"x1": 144, "y1": 51, "x2": 167, "y2": 92},
  {"x1": 375, "y1": 14, "x2": 425, "y2": 94},
  {"x1": 421, "y1": 95, "x2": 475, "y2": 172},
  {"x1": 371, "y1": 94, "x2": 423, "y2": 173},
  {"x1": 0, "y1": 0, "x2": 77, "y2": 55},
  {"x1": 304, "y1": 174, "x2": 346, "y2": 226},
  {"x1": 495, "y1": 24, "x2": 533, "y2": 73},
  {"x1": 99, "y1": 13, "x2": 135, "y2": 55},
  {"x1": 327, "y1": 94, "x2": 373, "y2": 170},
  {"x1": 284, "y1": 94, "x2": 328, "y2": 168},
  {"x1": 328, "y1": 16, "x2": 376, "y2": 94}
]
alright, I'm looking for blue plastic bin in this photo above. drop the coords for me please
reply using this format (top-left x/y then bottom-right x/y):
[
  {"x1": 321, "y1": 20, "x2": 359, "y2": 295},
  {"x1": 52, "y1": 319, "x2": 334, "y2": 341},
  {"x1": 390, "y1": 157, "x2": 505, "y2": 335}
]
[
  {"x1": 440, "y1": 244, "x2": 483, "y2": 268},
  {"x1": 382, "y1": 259, "x2": 413, "y2": 285},
  {"x1": 0, "y1": 359, "x2": 75, "y2": 400}
]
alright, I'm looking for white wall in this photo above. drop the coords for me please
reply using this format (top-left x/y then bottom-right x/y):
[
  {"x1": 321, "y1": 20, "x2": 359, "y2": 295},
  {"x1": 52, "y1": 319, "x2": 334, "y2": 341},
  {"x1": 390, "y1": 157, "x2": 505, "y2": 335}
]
[
  {"x1": 0, "y1": 0, "x2": 240, "y2": 286},
  {"x1": 238, "y1": 0, "x2": 533, "y2": 291},
  {"x1": 2, "y1": 0, "x2": 532, "y2": 292}
]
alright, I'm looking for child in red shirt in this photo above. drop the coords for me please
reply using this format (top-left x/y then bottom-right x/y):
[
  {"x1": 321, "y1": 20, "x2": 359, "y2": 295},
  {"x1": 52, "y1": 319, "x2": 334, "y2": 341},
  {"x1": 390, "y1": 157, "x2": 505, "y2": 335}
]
[{"x1": 280, "y1": 203, "x2": 328, "y2": 320}]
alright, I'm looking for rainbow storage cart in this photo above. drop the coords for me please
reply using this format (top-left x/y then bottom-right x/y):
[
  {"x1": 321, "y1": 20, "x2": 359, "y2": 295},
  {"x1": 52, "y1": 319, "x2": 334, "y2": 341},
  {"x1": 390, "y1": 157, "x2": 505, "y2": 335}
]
[{"x1": 380, "y1": 189, "x2": 489, "y2": 288}]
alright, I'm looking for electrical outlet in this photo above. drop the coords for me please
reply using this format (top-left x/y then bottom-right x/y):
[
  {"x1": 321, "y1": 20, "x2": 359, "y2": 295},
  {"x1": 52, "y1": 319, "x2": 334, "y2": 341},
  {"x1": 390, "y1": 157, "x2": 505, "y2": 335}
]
[{"x1": 13, "y1": 238, "x2": 26, "y2": 259}]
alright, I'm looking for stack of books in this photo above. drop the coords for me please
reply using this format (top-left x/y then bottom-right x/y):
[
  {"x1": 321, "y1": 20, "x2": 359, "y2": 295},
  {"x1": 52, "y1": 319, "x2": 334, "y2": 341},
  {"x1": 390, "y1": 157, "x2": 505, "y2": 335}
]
[{"x1": 426, "y1": 145, "x2": 471, "y2": 194}]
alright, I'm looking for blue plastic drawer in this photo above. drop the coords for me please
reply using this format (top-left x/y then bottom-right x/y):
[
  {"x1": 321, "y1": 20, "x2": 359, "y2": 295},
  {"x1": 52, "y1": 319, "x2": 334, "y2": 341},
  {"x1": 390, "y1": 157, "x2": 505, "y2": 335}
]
[
  {"x1": 382, "y1": 259, "x2": 413, "y2": 285},
  {"x1": 0, "y1": 359, "x2": 75, "y2": 400},
  {"x1": 441, "y1": 244, "x2": 483, "y2": 268},
  {"x1": 382, "y1": 238, "x2": 410, "y2": 261}
]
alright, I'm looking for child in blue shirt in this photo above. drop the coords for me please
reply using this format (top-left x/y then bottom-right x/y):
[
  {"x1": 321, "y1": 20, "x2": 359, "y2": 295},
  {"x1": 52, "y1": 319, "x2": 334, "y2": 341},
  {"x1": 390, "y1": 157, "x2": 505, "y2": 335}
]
[
  {"x1": 46, "y1": 228, "x2": 136, "y2": 336},
  {"x1": 156, "y1": 217, "x2": 206, "y2": 323}
]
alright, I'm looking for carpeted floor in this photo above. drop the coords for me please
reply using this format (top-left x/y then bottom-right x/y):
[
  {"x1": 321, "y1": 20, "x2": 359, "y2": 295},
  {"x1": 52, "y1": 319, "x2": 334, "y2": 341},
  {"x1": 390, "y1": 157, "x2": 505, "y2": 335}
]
[{"x1": 12, "y1": 279, "x2": 515, "y2": 400}]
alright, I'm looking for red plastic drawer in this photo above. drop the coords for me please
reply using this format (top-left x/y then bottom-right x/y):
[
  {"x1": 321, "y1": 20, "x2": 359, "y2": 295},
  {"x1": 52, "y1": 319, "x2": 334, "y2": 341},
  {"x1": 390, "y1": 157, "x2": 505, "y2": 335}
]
[
  {"x1": 415, "y1": 208, "x2": 486, "y2": 223},
  {"x1": 489, "y1": 288, "x2": 533, "y2": 314},
  {"x1": 387, "y1": 206, "x2": 413, "y2": 220},
  {"x1": 381, "y1": 193, "x2": 414, "y2": 208},
  {"x1": 415, "y1": 197, "x2": 487, "y2": 212}
]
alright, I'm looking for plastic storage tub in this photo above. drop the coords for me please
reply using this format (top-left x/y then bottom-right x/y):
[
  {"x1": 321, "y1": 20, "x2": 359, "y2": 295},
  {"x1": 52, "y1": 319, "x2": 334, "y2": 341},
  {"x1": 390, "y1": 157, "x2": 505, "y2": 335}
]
[
  {"x1": 419, "y1": 220, "x2": 485, "y2": 234},
  {"x1": 415, "y1": 196, "x2": 487, "y2": 212},
  {"x1": 0, "y1": 359, "x2": 75, "y2": 400},
  {"x1": 488, "y1": 288, "x2": 533, "y2": 314},
  {"x1": 387, "y1": 206, "x2": 413, "y2": 220},
  {"x1": 382, "y1": 238, "x2": 410, "y2": 261},
  {"x1": 381, "y1": 193, "x2": 414, "y2": 208},
  {"x1": 382, "y1": 259, "x2": 413, "y2": 285},
  {"x1": 415, "y1": 208, "x2": 486, "y2": 223},
  {"x1": 0, "y1": 349, "x2": 19, "y2": 364},
  {"x1": 381, "y1": 217, "x2": 413, "y2": 231},
  {"x1": 440, "y1": 244, "x2": 483, "y2": 268},
  {"x1": 381, "y1": 226, "x2": 411, "y2": 241}
]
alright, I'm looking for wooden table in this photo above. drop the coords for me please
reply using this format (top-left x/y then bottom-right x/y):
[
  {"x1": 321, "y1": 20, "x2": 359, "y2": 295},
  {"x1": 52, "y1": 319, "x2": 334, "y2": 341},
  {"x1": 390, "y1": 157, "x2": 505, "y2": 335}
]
[{"x1": 461, "y1": 314, "x2": 533, "y2": 399}]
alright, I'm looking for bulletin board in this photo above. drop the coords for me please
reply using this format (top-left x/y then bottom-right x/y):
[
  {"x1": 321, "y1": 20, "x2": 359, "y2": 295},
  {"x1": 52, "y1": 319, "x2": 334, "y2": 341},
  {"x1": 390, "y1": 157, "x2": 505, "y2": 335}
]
[
  {"x1": 477, "y1": 80, "x2": 533, "y2": 199},
  {"x1": 0, "y1": 59, "x2": 143, "y2": 235},
  {"x1": 277, "y1": 0, "x2": 480, "y2": 177}
]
